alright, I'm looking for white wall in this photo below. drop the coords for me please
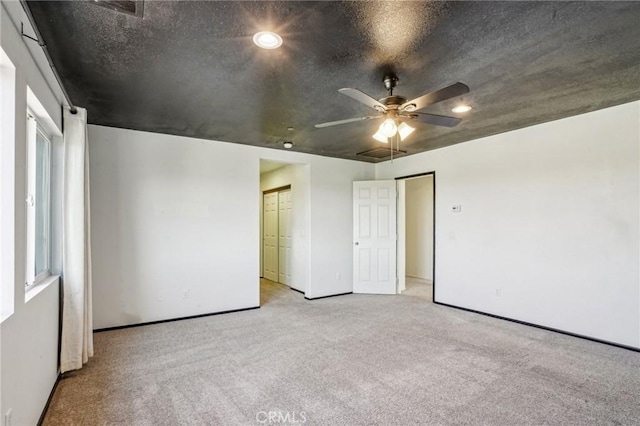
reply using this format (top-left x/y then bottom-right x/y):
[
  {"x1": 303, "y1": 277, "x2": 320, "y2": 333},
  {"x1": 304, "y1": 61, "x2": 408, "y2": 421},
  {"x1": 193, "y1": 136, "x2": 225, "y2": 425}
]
[
  {"x1": 1, "y1": 2, "x2": 66, "y2": 425},
  {"x1": 260, "y1": 164, "x2": 310, "y2": 293},
  {"x1": 307, "y1": 159, "x2": 375, "y2": 298},
  {"x1": 261, "y1": 165, "x2": 293, "y2": 191},
  {"x1": 377, "y1": 101, "x2": 640, "y2": 348},
  {"x1": 405, "y1": 176, "x2": 434, "y2": 281},
  {"x1": 90, "y1": 125, "x2": 374, "y2": 328},
  {"x1": 0, "y1": 44, "x2": 16, "y2": 324}
]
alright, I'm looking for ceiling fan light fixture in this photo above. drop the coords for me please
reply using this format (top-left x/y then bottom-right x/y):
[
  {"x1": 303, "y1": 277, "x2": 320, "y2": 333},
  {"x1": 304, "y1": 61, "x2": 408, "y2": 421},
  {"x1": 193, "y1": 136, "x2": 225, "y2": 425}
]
[
  {"x1": 398, "y1": 122, "x2": 415, "y2": 140},
  {"x1": 372, "y1": 129, "x2": 388, "y2": 143},
  {"x1": 253, "y1": 31, "x2": 283, "y2": 49},
  {"x1": 452, "y1": 105, "x2": 472, "y2": 113},
  {"x1": 380, "y1": 118, "x2": 398, "y2": 137}
]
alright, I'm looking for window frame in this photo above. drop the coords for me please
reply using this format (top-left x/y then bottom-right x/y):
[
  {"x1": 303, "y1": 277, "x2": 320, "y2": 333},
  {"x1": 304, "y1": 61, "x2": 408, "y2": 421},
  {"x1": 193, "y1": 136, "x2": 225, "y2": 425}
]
[{"x1": 25, "y1": 111, "x2": 53, "y2": 290}]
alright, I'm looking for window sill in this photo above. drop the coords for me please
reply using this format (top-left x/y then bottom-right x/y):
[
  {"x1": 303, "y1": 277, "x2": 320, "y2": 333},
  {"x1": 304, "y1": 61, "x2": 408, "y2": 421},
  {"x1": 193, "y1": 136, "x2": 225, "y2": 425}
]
[{"x1": 25, "y1": 274, "x2": 60, "y2": 303}]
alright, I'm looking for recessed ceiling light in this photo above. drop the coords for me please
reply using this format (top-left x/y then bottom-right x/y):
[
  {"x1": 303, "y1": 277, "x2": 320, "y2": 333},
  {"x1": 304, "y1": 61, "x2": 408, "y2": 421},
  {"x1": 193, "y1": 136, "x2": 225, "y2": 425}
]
[
  {"x1": 283, "y1": 141, "x2": 293, "y2": 149},
  {"x1": 452, "y1": 105, "x2": 472, "y2": 113},
  {"x1": 253, "y1": 31, "x2": 283, "y2": 49}
]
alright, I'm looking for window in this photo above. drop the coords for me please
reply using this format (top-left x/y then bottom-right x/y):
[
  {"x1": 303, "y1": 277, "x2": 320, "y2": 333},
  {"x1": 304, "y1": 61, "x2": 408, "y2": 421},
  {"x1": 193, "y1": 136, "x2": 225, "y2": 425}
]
[
  {"x1": 25, "y1": 113, "x2": 52, "y2": 288},
  {"x1": 34, "y1": 126, "x2": 51, "y2": 278}
]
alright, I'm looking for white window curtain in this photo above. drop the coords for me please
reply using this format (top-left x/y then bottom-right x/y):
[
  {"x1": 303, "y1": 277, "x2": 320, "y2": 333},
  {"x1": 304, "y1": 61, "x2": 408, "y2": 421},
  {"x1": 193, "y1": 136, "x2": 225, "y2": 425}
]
[{"x1": 60, "y1": 107, "x2": 93, "y2": 373}]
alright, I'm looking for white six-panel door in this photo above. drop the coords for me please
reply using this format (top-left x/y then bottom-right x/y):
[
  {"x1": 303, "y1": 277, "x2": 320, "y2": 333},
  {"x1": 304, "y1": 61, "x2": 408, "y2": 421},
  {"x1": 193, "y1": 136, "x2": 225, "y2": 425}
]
[
  {"x1": 353, "y1": 180, "x2": 397, "y2": 294},
  {"x1": 278, "y1": 189, "x2": 292, "y2": 286},
  {"x1": 263, "y1": 192, "x2": 278, "y2": 282}
]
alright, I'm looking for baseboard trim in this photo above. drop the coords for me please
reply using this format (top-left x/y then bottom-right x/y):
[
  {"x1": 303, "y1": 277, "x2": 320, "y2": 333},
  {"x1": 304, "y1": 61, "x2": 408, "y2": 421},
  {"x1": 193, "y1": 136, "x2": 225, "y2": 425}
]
[
  {"x1": 434, "y1": 301, "x2": 640, "y2": 353},
  {"x1": 305, "y1": 292, "x2": 352, "y2": 301},
  {"x1": 37, "y1": 373, "x2": 61, "y2": 426},
  {"x1": 290, "y1": 287, "x2": 305, "y2": 295},
  {"x1": 93, "y1": 306, "x2": 260, "y2": 333},
  {"x1": 406, "y1": 275, "x2": 433, "y2": 284}
]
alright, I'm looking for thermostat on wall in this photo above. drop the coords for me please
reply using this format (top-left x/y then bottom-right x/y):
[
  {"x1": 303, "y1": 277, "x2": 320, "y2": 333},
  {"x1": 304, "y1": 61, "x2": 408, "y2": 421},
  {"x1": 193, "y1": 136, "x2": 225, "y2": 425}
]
[{"x1": 452, "y1": 205, "x2": 462, "y2": 213}]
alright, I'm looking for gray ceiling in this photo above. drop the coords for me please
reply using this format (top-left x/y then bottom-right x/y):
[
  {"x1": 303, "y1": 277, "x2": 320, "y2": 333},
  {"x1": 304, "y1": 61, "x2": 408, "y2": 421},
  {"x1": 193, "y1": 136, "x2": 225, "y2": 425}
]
[{"x1": 27, "y1": 1, "x2": 640, "y2": 162}]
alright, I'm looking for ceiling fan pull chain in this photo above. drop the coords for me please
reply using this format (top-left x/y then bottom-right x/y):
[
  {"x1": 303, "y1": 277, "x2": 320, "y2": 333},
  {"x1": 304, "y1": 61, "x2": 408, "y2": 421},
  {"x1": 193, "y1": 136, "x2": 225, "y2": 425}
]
[
  {"x1": 390, "y1": 134, "x2": 394, "y2": 163},
  {"x1": 394, "y1": 133, "x2": 398, "y2": 163}
]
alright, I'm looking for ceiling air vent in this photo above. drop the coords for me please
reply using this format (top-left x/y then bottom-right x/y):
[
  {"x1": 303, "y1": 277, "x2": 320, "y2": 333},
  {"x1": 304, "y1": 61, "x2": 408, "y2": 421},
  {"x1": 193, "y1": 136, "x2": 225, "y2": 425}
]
[
  {"x1": 92, "y1": 0, "x2": 144, "y2": 18},
  {"x1": 357, "y1": 147, "x2": 407, "y2": 159}
]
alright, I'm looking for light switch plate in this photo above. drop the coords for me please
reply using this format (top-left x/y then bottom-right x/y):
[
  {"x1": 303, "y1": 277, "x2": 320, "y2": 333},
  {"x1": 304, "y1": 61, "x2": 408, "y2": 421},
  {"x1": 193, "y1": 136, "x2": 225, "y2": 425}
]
[{"x1": 452, "y1": 205, "x2": 462, "y2": 213}]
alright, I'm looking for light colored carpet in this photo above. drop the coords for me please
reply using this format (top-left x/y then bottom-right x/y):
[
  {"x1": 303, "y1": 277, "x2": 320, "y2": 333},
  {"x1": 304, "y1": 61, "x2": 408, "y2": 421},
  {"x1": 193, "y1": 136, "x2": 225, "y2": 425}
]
[
  {"x1": 402, "y1": 276, "x2": 432, "y2": 300},
  {"x1": 44, "y1": 279, "x2": 640, "y2": 425}
]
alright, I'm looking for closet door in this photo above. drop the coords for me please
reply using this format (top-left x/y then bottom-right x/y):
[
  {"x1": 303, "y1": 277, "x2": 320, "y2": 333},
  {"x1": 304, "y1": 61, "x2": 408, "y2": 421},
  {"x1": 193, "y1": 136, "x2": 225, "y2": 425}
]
[
  {"x1": 263, "y1": 192, "x2": 278, "y2": 282},
  {"x1": 278, "y1": 189, "x2": 292, "y2": 286}
]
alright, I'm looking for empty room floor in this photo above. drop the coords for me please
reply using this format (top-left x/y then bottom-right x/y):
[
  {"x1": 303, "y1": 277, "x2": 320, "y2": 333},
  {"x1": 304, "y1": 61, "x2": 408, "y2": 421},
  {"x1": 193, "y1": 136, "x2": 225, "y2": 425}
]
[
  {"x1": 43, "y1": 280, "x2": 640, "y2": 425},
  {"x1": 402, "y1": 276, "x2": 433, "y2": 300}
]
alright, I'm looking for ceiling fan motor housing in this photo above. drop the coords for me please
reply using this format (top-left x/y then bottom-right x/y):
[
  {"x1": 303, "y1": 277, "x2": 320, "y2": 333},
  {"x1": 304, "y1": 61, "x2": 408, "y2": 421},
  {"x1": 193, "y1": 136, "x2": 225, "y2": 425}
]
[{"x1": 379, "y1": 95, "x2": 407, "y2": 109}]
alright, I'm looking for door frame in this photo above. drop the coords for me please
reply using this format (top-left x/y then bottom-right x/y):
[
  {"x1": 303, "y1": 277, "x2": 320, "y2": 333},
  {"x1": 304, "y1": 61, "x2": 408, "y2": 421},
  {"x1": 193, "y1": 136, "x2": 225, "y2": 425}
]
[
  {"x1": 263, "y1": 185, "x2": 291, "y2": 195},
  {"x1": 395, "y1": 171, "x2": 436, "y2": 302},
  {"x1": 262, "y1": 185, "x2": 291, "y2": 283}
]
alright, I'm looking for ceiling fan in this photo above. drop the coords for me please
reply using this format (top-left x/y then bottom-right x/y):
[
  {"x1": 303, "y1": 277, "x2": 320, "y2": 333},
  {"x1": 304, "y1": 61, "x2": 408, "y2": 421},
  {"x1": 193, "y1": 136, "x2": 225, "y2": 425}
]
[{"x1": 315, "y1": 75, "x2": 470, "y2": 143}]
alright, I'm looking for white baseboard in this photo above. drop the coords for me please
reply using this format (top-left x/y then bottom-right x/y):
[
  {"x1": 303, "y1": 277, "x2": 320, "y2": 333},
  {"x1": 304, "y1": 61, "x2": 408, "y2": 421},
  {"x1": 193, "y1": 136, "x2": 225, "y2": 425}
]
[{"x1": 406, "y1": 275, "x2": 433, "y2": 284}]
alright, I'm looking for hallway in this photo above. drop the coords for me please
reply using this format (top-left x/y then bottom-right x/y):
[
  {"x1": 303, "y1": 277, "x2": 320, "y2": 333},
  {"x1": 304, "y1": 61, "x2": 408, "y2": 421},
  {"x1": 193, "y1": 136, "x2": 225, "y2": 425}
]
[{"x1": 401, "y1": 276, "x2": 433, "y2": 301}]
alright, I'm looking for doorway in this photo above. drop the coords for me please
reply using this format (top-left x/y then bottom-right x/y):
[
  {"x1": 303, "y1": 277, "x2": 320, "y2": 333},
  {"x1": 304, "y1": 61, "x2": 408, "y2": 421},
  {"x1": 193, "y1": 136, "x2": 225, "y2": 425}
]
[
  {"x1": 259, "y1": 159, "x2": 309, "y2": 304},
  {"x1": 397, "y1": 173, "x2": 435, "y2": 301}
]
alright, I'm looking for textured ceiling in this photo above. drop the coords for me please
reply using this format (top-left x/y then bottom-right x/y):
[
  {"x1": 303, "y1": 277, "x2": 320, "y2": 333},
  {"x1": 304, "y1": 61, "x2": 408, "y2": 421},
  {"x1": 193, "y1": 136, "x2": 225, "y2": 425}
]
[{"x1": 27, "y1": 1, "x2": 640, "y2": 162}]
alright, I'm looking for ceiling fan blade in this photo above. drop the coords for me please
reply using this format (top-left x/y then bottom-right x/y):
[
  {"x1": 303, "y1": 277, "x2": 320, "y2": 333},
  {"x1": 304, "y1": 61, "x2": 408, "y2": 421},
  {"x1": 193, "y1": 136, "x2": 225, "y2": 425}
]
[
  {"x1": 315, "y1": 116, "x2": 381, "y2": 128},
  {"x1": 400, "y1": 112, "x2": 462, "y2": 128},
  {"x1": 401, "y1": 82, "x2": 470, "y2": 112},
  {"x1": 338, "y1": 88, "x2": 386, "y2": 111}
]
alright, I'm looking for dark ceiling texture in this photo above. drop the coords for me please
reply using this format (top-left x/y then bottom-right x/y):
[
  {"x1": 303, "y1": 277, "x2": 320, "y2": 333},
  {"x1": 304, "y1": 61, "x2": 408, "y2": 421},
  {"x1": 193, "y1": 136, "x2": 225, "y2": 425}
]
[{"x1": 27, "y1": 1, "x2": 640, "y2": 162}]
